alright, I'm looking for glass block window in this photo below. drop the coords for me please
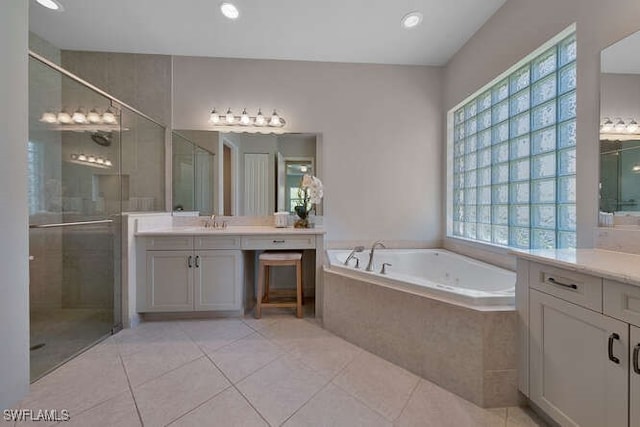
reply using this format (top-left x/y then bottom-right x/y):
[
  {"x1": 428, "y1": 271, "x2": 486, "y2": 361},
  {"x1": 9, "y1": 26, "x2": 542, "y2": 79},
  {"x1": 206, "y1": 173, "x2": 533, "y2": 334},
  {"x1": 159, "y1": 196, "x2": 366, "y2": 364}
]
[{"x1": 450, "y1": 31, "x2": 576, "y2": 249}]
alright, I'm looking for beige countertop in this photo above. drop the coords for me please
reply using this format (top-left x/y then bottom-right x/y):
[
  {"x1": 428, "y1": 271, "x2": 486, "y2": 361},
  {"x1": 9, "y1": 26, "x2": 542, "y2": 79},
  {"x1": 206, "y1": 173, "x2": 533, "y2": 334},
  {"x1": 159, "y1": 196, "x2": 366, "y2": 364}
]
[
  {"x1": 511, "y1": 248, "x2": 640, "y2": 287},
  {"x1": 135, "y1": 225, "x2": 326, "y2": 237}
]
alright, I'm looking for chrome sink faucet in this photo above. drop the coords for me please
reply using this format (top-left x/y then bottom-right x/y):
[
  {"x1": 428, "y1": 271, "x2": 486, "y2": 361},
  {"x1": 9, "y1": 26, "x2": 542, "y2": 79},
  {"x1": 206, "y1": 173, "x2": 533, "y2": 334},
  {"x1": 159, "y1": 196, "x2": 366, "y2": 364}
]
[
  {"x1": 344, "y1": 245, "x2": 364, "y2": 266},
  {"x1": 366, "y1": 240, "x2": 386, "y2": 272}
]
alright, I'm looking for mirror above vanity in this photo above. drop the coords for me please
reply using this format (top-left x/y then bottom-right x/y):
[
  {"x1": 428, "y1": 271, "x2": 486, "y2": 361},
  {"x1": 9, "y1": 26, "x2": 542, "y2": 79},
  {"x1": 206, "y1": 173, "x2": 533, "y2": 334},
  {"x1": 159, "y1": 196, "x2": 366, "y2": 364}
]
[
  {"x1": 600, "y1": 30, "x2": 640, "y2": 215},
  {"x1": 171, "y1": 130, "x2": 320, "y2": 217}
]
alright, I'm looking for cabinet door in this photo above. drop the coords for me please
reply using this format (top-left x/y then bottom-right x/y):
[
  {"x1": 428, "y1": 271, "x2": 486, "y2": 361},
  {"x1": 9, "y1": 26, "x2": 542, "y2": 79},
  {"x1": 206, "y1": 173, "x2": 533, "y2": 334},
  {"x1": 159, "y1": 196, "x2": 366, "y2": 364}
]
[
  {"x1": 530, "y1": 289, "x2": 628, "y2": 427},
  {"x1": 194, "y1": 250, "x2": 242, "y2": 311},
  {"x1": 632, "y1": 326, "x2": 640, "y2": 427},
  {"x1": 145, "y1": 250, "x2": 194, "y2": 311}
]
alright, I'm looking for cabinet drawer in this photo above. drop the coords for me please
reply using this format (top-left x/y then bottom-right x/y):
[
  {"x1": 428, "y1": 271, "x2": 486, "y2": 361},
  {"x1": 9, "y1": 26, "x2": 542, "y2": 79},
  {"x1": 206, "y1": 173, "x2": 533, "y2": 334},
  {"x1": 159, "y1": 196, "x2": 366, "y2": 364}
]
[
  {"x1": 195, "y1": 235, "x2": 241, "y2": 250},
  {"x1": 144, "y1": 236, "x2": 193, "y2": 250},
  {"x1": 241, "y1": 234, "x2": 316, "y2": 250},
  {"x1": 604, "y1": 280, "x2": 640, "y2": 327},
  {"x1": 529, "y1": 262, "x2": 602, "y2": 312}
]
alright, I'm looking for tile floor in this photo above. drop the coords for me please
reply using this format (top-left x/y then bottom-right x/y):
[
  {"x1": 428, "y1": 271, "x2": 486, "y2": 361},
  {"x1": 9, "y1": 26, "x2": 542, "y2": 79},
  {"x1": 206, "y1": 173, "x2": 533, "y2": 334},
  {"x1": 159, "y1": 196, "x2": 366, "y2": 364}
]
[{"x1": 6, "y1": 315, "x2": 547, "y2": 426}]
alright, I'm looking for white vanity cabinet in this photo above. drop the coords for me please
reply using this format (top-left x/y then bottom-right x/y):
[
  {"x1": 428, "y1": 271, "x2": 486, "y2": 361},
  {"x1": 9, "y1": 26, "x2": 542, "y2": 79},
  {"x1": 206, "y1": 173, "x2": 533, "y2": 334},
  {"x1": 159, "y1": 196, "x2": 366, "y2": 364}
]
[
  {"x1": 139, "y1": 236, "x2": 243, "y2": 313},
  {"x1": 517, "y1": 256, "x2": 640, "y2": 427}
]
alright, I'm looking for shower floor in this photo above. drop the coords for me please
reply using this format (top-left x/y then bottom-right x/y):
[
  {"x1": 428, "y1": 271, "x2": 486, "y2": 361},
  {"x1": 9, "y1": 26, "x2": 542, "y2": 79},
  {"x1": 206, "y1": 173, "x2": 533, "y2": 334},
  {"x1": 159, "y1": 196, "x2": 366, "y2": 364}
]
[{"x1": 30, "y1": 307, "x2": 114, "y2": 381}]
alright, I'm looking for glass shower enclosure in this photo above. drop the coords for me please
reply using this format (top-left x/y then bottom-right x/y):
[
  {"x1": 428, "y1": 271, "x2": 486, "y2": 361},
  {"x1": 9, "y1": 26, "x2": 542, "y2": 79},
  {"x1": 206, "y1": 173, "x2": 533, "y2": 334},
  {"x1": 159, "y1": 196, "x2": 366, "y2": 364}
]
[{"x1": 28, "y1": 53, "x2": 166, "y2": 380}]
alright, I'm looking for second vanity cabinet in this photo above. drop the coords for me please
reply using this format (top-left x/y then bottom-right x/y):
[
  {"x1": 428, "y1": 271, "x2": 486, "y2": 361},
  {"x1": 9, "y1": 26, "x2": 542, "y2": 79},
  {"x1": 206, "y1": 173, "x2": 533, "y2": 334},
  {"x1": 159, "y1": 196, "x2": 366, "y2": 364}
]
[
  {"x1": 139, "y1": 236, "x2": 243, "y2": 312},
  {"x1": 518, "y1": 257, "x2": 640, "y2": 427}
]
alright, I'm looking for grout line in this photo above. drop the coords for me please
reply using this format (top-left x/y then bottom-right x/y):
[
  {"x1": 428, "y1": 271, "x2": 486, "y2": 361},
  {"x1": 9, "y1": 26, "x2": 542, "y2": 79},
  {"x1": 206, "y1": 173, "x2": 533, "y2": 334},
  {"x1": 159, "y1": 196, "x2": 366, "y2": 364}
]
[
  {"x1": 163, "y1": 384, "x2": 234, "y2": 426},
  {"x1": 117, "y1": 352, "x2": 145, "y2": 426},
  {"x1": 392, "y1": 377, "x2": 421, "y2": 423},
  {"x1": 197, "y1": 343, "x2": 274, "y2": 427}
]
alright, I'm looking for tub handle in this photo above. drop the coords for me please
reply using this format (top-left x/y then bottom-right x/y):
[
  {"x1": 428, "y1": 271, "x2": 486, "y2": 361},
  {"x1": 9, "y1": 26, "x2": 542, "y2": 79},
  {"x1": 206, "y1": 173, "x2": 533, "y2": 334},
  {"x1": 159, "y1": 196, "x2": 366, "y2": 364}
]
[
  {"x1": 380, "y1": 263, "x2": 392, "y2": 275},
  {"x1": 547, "y1": 277, "x2": 577, "y2": 290}
]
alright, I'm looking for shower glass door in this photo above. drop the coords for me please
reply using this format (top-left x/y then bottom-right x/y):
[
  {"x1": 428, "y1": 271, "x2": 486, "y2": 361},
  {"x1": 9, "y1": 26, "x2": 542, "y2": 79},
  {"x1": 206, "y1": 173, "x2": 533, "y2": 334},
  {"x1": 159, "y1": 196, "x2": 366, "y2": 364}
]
[{"x1": 28, "y1": 57, "x2": 122, "y2": 381}]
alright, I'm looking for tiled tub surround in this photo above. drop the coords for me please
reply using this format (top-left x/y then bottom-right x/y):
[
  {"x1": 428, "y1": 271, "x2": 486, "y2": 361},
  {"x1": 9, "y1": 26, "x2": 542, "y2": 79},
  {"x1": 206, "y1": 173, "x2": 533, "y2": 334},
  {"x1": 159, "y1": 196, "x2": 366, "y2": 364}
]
[{"x1": 323, "y1": 250, "x2": 518, "y2": 408}]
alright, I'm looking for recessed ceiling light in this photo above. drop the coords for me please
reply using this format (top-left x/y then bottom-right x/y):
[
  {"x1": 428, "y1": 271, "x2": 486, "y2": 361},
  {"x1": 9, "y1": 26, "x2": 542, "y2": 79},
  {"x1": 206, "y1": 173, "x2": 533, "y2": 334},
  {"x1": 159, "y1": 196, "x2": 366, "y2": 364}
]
[
  {"x1": 220, "y1": 2, "x2": 240, "y2": 20},
  {"x1": 36, "y1": 0, "x2": 64, "y2": 11},
  {"x1": 401, "y1": 11, "x2": 423, "y2": 29}
]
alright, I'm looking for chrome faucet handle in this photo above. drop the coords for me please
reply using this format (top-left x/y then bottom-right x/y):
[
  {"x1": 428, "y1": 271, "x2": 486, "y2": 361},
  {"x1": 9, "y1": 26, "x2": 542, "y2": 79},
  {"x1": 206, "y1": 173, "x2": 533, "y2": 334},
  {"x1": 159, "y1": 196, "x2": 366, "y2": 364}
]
[
  {"x1": 343, "y1": 246, "x2": 365, "y2": 265},
  {"x1": 380, "y1": 263, "x2": 392, "y2": 274}
]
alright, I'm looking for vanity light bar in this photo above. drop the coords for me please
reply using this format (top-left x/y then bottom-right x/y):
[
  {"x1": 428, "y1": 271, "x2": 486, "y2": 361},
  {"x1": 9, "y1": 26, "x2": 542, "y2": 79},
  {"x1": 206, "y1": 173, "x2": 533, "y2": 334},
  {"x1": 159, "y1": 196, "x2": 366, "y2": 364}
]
[
  {"x1": 600, "y1": 117, "x2": 640, "y2": 140},
  {"x1": 69, "y1": 153, "x2": 113, "y2": 168},
  {"x1": 41, "y1": 107, "x2": 118, "y2": 125},
  {"x1": 208, "y1": 108, "x2": 286, "y2": 128}
]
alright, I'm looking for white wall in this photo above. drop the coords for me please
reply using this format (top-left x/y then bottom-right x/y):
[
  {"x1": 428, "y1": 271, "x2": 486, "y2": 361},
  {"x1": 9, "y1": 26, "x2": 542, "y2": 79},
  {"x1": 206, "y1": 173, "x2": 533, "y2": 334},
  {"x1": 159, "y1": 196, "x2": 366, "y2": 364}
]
[
  {"x1": 173, "y1": 56, "x2": 443, "y2": 245},
  {"x1": 0, "y1": 0, "x2": 30, "y2": 409},
  {"x1": 443, "y1": 0, "x2": 640, "y2": 262}
]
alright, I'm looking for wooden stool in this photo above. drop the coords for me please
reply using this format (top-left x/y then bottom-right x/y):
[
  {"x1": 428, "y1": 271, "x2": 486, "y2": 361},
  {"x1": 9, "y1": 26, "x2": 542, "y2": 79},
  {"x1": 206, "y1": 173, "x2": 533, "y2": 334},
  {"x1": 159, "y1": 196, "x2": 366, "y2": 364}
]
[{"x1": 255, "y1": 252, "x2": 303, "y2": 318}]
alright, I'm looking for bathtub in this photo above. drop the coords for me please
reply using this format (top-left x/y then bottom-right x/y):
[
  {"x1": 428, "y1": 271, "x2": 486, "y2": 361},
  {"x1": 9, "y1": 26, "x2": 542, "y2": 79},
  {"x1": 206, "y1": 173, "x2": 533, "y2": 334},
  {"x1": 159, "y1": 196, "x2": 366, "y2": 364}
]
[
  {"x1": 322, "y1": 248, "x2": 518, "y2": 407},
  {"x1": 326, "y1": 249, "x2": 515, "y2": 310}
]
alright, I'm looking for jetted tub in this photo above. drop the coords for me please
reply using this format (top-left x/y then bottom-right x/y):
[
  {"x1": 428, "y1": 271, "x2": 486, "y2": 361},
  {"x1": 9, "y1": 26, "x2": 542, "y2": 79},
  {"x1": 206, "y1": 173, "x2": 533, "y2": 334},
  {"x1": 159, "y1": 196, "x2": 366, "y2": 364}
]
[
  {"x1": 323, "y1": 248, "x2": 519, "y2": 407},
  {"x1": 326, "y1": 249, "x2": 515, "y2": 309}
]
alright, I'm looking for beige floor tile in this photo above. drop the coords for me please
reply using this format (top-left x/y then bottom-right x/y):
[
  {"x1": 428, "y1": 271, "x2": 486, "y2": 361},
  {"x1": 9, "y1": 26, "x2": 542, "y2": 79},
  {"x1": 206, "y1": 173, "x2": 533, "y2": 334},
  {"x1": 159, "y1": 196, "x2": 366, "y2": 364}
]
[
  {"x1": 283, "y1": 383, "x2": 391, "y2": 427},
  {"x1": 121, "y1": 339, "x2": 203, "y2": 386},
  {"x1": 17, "y1": 343, "x2": 129, "y2": 424},
  {"x1": 179, "y1": 319, "x2": 254, "y2": 352},
  {"x1": 257, "y1": 318, "x2": 331, "y2": 352},
  {"x1": 507, "y1": 406, "x2": 549, "y2": 426},
  {"x1": 169, "y1": 387, "x2": 267, "y2": 427},
  {"x1": 394, "y1": 380, "x2": 505, "y2": 427},
  {"x1": 133, "y1": 357, "x2": 230, "y2": 427},
  {"x1": 332, "y1": 351, "x2": 419, "y2": 421},
  {"x1": 287, "y1": 334, "x2": 362, "y2": 378},
  {"x1": 62, "y1": 390, "x2": 141, "y2": 427},
  {"x1": 115, "y1": 321, "x2": 190, "y2": 357},
  {"x1": 236, "y1": 355, "x2": 329, "y2": 426},
  {"x1": 209, "y1": 333, "x2": 284, "y2": 383}
]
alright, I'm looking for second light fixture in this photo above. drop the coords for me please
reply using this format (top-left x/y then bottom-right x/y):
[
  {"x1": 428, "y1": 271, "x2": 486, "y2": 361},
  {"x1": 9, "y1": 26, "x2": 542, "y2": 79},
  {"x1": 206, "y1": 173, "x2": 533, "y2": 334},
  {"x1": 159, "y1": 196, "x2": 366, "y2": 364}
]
[{"x1": 209, "y1": 108, "x2": 286, "y2": 128}]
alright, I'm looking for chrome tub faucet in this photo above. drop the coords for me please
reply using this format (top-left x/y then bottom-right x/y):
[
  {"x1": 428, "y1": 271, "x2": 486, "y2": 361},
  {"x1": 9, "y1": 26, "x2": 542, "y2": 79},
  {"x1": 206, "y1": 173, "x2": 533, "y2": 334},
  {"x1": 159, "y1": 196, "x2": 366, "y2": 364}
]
[
  {"x1": 366, "y1": 240, "x2": 386, "y2": 272},
  {"x1": 344, "y1": 245, "x2": 364, "y2": 266}
]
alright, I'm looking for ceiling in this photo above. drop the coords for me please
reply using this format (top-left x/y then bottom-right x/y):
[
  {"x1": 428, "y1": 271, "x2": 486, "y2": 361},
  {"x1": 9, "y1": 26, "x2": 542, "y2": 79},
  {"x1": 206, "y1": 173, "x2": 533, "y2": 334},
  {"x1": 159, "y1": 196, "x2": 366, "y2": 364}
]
[
  {"x1": 601, "y1": 29, "x2": 640, "y2": 74},
  {"x1": 29, "y1": 0, "x2": 507, "y2": 66}
]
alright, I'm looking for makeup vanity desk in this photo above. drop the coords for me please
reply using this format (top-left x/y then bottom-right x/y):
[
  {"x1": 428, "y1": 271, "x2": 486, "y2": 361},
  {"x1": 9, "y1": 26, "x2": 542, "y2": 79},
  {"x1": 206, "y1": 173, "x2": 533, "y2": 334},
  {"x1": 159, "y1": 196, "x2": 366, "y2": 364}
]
[{"x1": 134, "y1": 226, "x2": 325, "y2": 319}]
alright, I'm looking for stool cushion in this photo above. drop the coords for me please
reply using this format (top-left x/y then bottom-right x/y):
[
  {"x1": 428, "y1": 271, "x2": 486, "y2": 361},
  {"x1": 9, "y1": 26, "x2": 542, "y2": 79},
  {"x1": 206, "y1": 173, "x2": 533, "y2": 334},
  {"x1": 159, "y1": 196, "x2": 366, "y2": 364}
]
[{"x1": 259, "y1": 252, "x2": 302, "y2": 261}]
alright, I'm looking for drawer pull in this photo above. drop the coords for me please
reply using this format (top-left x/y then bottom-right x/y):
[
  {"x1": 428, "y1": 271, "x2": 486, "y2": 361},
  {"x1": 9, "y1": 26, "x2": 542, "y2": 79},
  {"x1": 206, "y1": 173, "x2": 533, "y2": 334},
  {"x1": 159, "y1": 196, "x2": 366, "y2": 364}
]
[
  {"x1": 608, "y1": 333, "x2": 620, "y2": 364},
  {"x1": 188, "y1": 255, "x2": 193, "y2": 268},
  {"x1": 547, "y1": 277, "x2": 577, "y2": 290},
  {"x1": 272, "y1": 240, "x2": 286, "y2": 244},
  {"x1": 195, "y1": 255, "x2": 200, "y2": 268},
  {"x1": 633, "y1": 344, "x2": 640, "y2": 375}
]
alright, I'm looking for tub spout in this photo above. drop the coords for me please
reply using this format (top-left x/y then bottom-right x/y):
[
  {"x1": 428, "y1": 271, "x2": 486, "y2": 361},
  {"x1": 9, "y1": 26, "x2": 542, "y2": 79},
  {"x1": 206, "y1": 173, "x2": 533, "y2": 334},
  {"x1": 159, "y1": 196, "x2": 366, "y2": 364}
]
[
  {"x1": 366, "y1": 240, "x2": 386, "y2": 272},
  {"x1": 344, "y1": 245, "x2": 364, "y2": 266}
]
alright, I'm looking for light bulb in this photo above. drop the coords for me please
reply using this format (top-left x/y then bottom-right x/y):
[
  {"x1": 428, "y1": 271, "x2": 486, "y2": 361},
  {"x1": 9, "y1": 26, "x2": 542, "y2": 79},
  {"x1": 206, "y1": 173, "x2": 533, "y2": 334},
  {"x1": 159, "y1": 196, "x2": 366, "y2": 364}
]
[
  {"x1": 615, "y1": 118, "x2": 626, "y2": 133},
  {"x1": 57, "y1": 110, "x2": 72, "y2": 124},
  {"x1": 601, "y1": 118, "x2": 614, "y2": 133},
  {"x1": 633, "y1": 164, "x2": 640, "y2": 173},
  {"x1": 102, "y1": 108, "x2": 116, "y2": 124},
  {"x1": 209, "y1": 108, "x2": 221, "y2": 124},
  {"x1": 87, "y1": 156, "x2": 96, "y2": 163},
  {"x1": 96, "y1": 157, "x2": 105, "y2": 165},
  {"x1": 220, "y1": 2, "x2": 239, "y2": 19},
  {"x1": 300, "y1": 166, "x2": 308, "y2": 173},
  {"x1": 627, "y1": 119, "x2": 639, "y2": 134},
  {"x1": 87, "y1": 109, "x2": 101, "y2": 124},
  {"x1": 70, "y1": 154, "x2": 78, "y2": 160},
  {"x1": 40, "y1": 112, "x2": 58, "y2": 123},
  {"x1": 269, "y1": 110, "x2": 282, "y2": 127},
  {"x1": 225, "y1": 108, "x2": 235, "y2": 124},
  {"x1": 78, "y1": 154, "x2": 87, "y2": 161},
  {"x1": 401, "y1": 11, "x2": 423, "y2": 29},
  {"x1": 240, "y1": 108, "x2": 251, "y2": 125},
  {"x1": 72, "y1": 108, "x2": 87, "y2": 124},
  {"x1": 255, "y1": 109, "x2": 266, "y2": 126},
  {"x1": 104, "y1": 159, "x2": 112, "y2": 167}
]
